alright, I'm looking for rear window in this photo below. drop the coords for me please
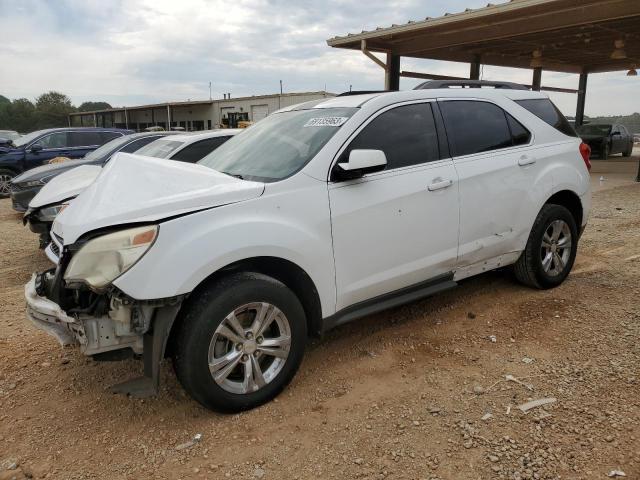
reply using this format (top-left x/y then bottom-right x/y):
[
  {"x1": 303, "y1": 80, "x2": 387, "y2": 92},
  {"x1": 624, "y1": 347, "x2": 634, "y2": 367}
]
[
  {"x1": 136, "y1": 139, "x2": 185, "y2": 159},
  {"x1": 515, "y1": 99, "x2": 577, "y2": 137}
]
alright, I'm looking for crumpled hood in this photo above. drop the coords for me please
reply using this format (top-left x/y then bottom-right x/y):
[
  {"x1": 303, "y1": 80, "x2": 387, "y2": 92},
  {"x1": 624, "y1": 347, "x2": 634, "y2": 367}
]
[
  {"x1": 30, "y1": 165, "x2": 103, "y2": 209},
  {"x1": 52, "y1": 152, "x2": 265, "y2": 244}
]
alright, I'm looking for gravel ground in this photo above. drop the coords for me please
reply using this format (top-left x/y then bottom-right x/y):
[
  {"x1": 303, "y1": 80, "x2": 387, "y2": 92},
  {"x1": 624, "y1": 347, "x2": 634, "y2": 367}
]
[{"x1": 0, "y1": 177, "x2": 639, "y2": 480}]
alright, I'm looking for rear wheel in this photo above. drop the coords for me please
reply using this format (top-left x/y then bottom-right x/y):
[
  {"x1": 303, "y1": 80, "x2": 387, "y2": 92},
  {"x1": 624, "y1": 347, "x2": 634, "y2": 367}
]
[
  {"x1": 514, "y1": 204, "x2": 578, "y2": 289},
  {"x1": 173, "y1": 272, "x2": 307, "y2": 412},
  {"x1": 0, "y1": 169, "x2": 16, "y2": 198},
  {"x1": 622, "y1": 145, "x2": 632, "y2": 157}
]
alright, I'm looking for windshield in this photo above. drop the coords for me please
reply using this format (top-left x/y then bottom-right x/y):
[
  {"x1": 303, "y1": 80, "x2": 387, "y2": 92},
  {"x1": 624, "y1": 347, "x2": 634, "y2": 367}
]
[
  {"x1": 577, "y1": 124, "x2": 612, "y2": 136},
  {"x1": 83, "y1": 135, "x2": 134, "y2": 161},
  {"x1": 198, "y1": 107, "x2": 357, "y2": 182},
  {"x1": 12, "y1": 129, "x2": 48, "y2": 148},
  {"x1": 135, "y1": 139, "x2": 185, "y2": 159}
]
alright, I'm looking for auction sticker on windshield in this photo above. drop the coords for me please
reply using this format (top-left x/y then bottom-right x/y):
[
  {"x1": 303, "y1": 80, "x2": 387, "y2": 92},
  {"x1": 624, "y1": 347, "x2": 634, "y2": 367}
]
[{"x1": 304, "y1": 117, "x2": 349, "y2": 127}]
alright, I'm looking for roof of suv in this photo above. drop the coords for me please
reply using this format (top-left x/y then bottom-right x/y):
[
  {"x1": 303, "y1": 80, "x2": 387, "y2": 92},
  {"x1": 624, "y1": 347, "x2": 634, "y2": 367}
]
[{"x1": 282, "y1": 88, "x2": 549, "y2": 111}]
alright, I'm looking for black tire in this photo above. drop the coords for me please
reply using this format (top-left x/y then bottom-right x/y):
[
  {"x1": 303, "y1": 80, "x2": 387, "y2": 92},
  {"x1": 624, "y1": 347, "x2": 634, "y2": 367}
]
[
  {"x1": 514, "y1": 204, "x2": 578, "y2": 289},
  {"x1": 0, "y1": 168, "x2": 16, "y2": 199},
  {"x1": 600, "y1": 143, "x2": 609, "y2": 160},
  {"x1": 173, "y1": 272, "x2": 307, "y2": 412},
  {"x1": 622, "y1": 145, "x2": 632, "y2": 158}
]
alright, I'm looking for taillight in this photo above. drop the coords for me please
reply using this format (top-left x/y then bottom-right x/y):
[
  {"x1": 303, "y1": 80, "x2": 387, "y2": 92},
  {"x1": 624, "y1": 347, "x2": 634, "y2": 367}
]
[{"x1": 579, "y1": 142, "x2": 591, "y2": 171}]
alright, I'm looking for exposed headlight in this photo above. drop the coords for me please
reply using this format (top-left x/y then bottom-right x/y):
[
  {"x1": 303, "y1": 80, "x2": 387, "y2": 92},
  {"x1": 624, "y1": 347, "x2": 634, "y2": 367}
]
[
  {"x1": 36, "y1": 204, "x2": 65, "y2": 222},
  {"x1": 64, "y1": 225, "x2": 158, "y2": 291},
  {"x1": 20, "y1": 179, "x2": 45, "y2": 188}
]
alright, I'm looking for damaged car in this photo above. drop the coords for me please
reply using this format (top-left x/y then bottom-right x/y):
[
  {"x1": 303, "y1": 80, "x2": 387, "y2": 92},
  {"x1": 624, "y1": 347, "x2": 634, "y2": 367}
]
[
  {"x1": 23, "y1": 129, "x2": 239, "y2": 252},
  {"x1": 26, "y1": 86, "x2": 591, "y2": 412}
]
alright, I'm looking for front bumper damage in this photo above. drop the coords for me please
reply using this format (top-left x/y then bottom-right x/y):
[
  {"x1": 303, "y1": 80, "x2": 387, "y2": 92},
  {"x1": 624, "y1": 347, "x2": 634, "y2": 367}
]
[{"x1": 25, "y1": 269, "x2": 183, "y2": 397}]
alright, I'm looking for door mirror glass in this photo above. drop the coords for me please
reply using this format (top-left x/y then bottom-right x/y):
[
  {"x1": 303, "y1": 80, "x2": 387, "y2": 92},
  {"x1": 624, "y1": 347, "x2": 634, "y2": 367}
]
[
  {"x1": 30, "y1": 143, "x2": 43, "y2": 153},
  {"x1": 334, "y1": 149, "x2": 387, "y2": 180}
]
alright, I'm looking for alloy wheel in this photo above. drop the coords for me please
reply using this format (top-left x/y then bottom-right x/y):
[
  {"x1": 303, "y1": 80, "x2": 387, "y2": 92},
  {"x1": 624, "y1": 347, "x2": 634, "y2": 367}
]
[
  {"x1": 540, "y1": 219, "x2": 572, "y2": 276},
  {"x1": 208, "y1": 302, "x2": 291, "y2": 394}
]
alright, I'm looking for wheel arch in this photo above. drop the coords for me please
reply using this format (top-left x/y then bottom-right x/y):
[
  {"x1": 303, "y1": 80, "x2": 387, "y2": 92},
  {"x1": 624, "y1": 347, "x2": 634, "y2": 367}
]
[
  {"x1": 166, "y1": 256, "x2": 324, "y2": 357},
  {"x1": 545, "y1": 190, "x2": 583, "y2": 228}
]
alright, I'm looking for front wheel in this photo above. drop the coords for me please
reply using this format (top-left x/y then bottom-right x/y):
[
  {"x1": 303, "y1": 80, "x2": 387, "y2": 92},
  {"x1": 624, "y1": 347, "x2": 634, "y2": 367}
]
[
  {"x1": 514, "y1": 204, "x2": 578, "y2": 289},
  {"x1": 173, "y1": 272, "x2": 307, "y2": 412},
  {"x1": 0, "y1": 169, "x2": 16, "y2": 198}
]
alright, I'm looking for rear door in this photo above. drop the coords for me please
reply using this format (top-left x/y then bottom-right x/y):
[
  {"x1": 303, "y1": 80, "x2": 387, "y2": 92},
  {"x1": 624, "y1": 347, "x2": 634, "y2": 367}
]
[
  {"x1": 439, "y1": 99, "x2": 545, "y2": 270},
  {"x1": 329, "y1": 101, "x2": 459, "y2": 311},
  {"x1": 67, "y1": 131, "x2": 105, "y2": 158}
]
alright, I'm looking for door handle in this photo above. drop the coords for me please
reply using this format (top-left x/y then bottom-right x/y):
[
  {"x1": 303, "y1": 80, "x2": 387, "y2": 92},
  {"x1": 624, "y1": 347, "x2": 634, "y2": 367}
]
[
  {"x1": 427, "y1": 179, "x2": 453, "y2": 191},
  {"x1": 518, "y1": 155, "x2": 536, "y2": 166}
]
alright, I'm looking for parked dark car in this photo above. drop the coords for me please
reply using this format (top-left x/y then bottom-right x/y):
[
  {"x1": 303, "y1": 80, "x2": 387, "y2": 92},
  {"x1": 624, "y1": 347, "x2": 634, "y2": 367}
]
[
  {"x1": 576, "y1": 123, "x2": 634, "y2": 160},
  {"x1": 0, "y1": 127, "x2": 133, "y2": 197},
  {"x1": 10, "y1": 131, "x2": 177, "y2": 212}
]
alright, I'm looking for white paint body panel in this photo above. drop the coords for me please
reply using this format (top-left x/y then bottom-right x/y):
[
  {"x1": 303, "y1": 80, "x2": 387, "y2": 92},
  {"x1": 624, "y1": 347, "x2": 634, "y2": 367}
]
[
  {"x1": 30, "y1": 165, "x2": 102, "y2": 208},
  {"x1": 329, "y1": 159, "x2": 459, "y2": 310},
  {"x1": 50, "y1": 88, "x2": 591, "y2": 320}
]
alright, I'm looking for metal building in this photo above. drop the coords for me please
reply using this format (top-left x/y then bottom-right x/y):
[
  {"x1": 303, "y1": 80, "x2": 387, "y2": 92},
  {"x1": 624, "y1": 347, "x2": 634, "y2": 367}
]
[{"x1": 69, "y1": 91, "x2": 334, "y2": 131}]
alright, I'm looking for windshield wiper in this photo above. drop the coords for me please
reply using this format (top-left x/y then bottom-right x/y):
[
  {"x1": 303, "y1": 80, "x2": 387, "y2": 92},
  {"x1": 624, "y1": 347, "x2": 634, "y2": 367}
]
[{"x1": 221, "y1": 171, "x2": 244, "y2": 180}]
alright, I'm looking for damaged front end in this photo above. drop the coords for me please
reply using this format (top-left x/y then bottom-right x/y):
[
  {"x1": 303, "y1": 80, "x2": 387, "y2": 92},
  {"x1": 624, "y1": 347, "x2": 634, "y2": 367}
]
[{"x1": 25, "y1": 225, "x2": 184, "y2": 397}]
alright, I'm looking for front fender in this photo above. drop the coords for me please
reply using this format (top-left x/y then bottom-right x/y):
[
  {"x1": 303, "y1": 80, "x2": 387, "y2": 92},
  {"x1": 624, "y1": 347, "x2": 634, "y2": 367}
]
[{"x1": 113, "y1": 182, "x2": 336, "y2": 317}]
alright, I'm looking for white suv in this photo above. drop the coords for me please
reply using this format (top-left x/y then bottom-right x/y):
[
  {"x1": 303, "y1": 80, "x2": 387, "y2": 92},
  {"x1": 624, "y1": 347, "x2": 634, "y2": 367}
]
[{"x1": 25, "y1": 86, "x2": 592, "y2": 412}]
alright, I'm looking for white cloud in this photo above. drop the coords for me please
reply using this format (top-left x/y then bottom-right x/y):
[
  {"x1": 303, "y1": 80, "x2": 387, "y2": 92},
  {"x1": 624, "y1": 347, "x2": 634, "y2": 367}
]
[{"x1": 0, "y1": 0, "x2": 638, "y2": 115}]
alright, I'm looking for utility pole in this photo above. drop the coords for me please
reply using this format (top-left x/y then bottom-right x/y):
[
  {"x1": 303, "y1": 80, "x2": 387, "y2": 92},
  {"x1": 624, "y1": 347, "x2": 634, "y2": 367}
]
[
  {"x1": 280, "y1": 80, "x2": 283, "y2": 94},
  {"x1": 209, "y1": 82, "x2": 212, "y2": 101}
]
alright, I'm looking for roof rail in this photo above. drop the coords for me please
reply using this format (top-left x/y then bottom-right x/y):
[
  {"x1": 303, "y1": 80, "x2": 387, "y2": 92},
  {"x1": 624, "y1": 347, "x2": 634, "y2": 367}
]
[
  {"x1": 414, "y1": 80, "x2": 529, "y2": 90},
  {"x1": 337, "y1": 90, "x2": 388, "y2": 96}
]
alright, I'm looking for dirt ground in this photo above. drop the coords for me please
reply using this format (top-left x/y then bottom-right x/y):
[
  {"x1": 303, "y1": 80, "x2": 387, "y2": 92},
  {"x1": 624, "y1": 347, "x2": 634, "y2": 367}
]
[{"x1": 1, "y1": 161, "x2": 639, "y2": 480}]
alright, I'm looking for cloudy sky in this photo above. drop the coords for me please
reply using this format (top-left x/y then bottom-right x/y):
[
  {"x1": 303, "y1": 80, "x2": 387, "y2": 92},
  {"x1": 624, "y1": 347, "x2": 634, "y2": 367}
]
[{"x1": 1, "y1": 0, "x2": 638, "y2": 116}]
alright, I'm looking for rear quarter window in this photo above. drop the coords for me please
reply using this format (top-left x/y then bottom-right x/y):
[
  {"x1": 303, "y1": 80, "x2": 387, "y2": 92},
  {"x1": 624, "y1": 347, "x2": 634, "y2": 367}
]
[{"x1": 515, "y1": 99, "x2": 577, "y2": 137}]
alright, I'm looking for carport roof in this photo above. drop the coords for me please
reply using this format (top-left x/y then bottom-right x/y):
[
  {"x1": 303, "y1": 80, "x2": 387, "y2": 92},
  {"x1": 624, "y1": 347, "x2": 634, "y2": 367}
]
[{"x1": 327, "y1": 0, "x2": 640, "y2": 74}]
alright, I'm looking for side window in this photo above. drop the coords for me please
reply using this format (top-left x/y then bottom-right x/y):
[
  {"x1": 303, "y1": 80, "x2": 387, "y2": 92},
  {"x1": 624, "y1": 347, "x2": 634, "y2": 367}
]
[
  {"x1": 345, "y1": 103, "x2": 440, "y2": 170},
  {"x1": 170, "y1": 137, "x2": 230, "y2": 163},
  {"x1": 440, "y1": 101, "x2": 513, "y2": 156},
  {"x1": 69, "y1": 131, "x2": 102, "y2": 147},
  {"x1": 506, "y1": 113, "x2": 531, "y2": 146},
  {"x1": 100, "y1": 131, "x2": 122, "y2": 143},
  {"x1": 515, "y1": 99, "x2": 577, "y2": 137},
  {"x1": 119, "y1": 136, "x2": 160, "y2": 153},
  {"x1": 37, "y1": 132, "x2": 68, "y2": 149}
]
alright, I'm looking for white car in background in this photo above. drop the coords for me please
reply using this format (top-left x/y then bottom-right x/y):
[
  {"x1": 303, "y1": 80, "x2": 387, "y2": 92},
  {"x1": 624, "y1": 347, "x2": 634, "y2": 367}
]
[
  {"x1": 28, "y1": 129, "x2": 239, "y2": 262},
  {"x1": 25, "y1": 85, "x2": 591, "y2": 412}
]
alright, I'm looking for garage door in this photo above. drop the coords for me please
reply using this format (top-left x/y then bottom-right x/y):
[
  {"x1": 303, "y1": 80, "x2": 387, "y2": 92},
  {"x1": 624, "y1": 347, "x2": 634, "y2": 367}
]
[{"x1": 251, "y1": 104, "x2": 269, "y2": 122}]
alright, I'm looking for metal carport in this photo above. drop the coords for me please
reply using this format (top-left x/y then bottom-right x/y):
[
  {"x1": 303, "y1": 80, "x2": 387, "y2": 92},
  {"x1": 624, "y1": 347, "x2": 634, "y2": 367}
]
[{"x1": 326, "y1": 0, "x2": 640, "y2": 126}]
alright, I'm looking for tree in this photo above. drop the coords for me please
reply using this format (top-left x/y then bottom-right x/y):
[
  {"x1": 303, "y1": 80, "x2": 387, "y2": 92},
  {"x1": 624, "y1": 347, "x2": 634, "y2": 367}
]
[
  {"x1": 35, "y1": 91, "x2": 75, "y2": 129},
  {"x1": 78, "y1": 101, "x2": 112, "y2": 112},
  {"x1": 2, "y1": 99, "x2": 37, "y2": 132}
]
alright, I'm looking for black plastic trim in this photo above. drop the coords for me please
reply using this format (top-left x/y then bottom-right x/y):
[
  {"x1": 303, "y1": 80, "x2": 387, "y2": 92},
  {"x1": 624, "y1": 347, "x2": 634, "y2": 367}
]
[{"x1": 322, "y1": 272, "x2": 457, "y2": 333}]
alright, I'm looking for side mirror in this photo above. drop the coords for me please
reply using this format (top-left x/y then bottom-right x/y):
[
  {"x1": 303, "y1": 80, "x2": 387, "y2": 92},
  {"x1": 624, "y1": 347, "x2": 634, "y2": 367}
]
[
  {"x1": 30, "y1": 143, "x2": 43, "y2": 153},
  {"x1": 333, "y1": 149, "x2": 387, "y2": 181},
  {"x1": 611, "y1": 131, "x2": 621, "y2": 136}
]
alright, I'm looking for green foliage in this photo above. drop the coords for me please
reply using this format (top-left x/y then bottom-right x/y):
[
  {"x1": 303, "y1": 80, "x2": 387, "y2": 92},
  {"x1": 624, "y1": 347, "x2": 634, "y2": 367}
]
[
  {"x1": 78, "y1": 101, "x2": 112, "y2": 112},
  {"x1": 34, "y1": 91, "x2": 76, "y2": 129},
  {"x1": 585, "y1": 113, "x2": 640, "y2": 134},
  {"x1": 0, "y1": 98, "x2": 37, "y2": 133},
  {"x1": 0, "y1": 91, "x2": 112, "y2": 132}
]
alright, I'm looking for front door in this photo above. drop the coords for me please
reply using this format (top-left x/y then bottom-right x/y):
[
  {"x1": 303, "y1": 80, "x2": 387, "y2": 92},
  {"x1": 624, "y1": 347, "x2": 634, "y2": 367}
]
[
  {"x1": 329, "y1": 102, "x2": 459, "y2": 311},
  {"x1": 24, "y1": 131, "x2": 70, "y2": 168}
]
